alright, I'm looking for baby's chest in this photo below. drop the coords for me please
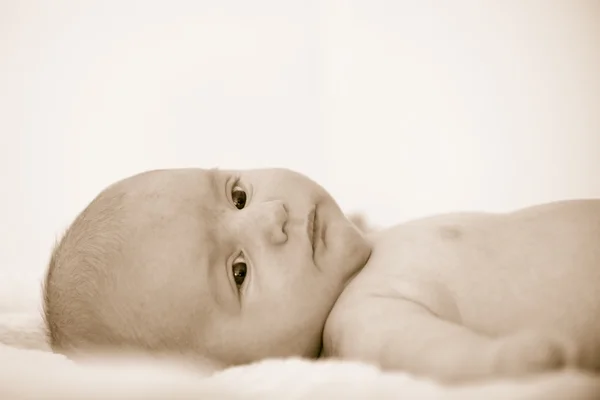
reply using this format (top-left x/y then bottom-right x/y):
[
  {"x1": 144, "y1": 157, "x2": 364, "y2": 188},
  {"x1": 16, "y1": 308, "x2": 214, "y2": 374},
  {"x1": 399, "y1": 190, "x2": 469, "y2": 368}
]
[
  {"x1": 363, "y1": 219, "x2": 500, "y2": 295},
  {"x1": 343, "y1": 219, "x2": 525, "y2": 328},
  {"x1": 359, "y1": 217, "x2": 600, "y2": 336}
]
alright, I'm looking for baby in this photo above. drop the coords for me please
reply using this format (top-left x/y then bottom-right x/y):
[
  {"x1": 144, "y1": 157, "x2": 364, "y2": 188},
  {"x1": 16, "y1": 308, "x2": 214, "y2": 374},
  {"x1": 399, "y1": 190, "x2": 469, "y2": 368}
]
[{"x1": 42, "y1": 168, "x2": 600, "y2": 382}]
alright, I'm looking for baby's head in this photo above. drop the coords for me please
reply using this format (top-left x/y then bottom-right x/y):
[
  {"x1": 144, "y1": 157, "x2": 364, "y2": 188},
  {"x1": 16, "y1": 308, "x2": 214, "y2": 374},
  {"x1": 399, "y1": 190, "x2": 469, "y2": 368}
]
[{"x1": 43, "y1": 168, "x2": 371, "y2": 366}]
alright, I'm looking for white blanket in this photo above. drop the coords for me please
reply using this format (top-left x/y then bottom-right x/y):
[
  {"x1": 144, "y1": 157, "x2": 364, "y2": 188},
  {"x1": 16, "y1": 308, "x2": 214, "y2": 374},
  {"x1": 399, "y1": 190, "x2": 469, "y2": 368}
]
[{"x1": 0, "y1": 282, "x2": 599, "y2": 399}]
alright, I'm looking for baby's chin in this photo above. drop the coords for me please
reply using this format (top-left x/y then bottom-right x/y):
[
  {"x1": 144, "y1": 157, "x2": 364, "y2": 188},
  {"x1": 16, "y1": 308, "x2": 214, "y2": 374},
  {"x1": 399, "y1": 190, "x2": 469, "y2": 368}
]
[
  {"x1": 343, "y1": 222, "x2": 373, "y2": 278},
  {"x1": 320, "y1": 213, "x2": 372, "y2": 283}
]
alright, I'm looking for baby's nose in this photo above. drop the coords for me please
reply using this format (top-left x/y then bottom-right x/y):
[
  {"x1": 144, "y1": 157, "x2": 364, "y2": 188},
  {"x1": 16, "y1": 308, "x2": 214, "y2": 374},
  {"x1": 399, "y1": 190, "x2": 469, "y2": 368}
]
[{"x1": 255, "y1": 200, "x2": 288, "y2": 245}]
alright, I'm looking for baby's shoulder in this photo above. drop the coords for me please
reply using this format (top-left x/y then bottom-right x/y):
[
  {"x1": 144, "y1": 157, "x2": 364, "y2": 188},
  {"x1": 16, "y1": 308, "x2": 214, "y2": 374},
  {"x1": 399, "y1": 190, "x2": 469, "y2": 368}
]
[{"x1": 322, "y1": 269, "x2": 459, "y2": 357}]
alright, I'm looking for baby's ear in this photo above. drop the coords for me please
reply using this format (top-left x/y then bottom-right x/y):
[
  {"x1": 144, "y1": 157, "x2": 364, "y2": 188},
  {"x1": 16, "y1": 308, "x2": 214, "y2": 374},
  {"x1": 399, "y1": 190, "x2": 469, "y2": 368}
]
[{"x1": 347, "y1": 212, "x2": 374, "y2": 233}]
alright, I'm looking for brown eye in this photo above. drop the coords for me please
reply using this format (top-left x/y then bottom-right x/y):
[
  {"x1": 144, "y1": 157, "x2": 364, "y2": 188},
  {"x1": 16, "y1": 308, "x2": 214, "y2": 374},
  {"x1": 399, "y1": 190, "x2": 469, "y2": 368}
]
[
  {"x1": 232, "y1": 262, "x2": 247, "y2": 287},
  {"x1": 231, "y1": 185, "x2": 247, "y2": 209}
]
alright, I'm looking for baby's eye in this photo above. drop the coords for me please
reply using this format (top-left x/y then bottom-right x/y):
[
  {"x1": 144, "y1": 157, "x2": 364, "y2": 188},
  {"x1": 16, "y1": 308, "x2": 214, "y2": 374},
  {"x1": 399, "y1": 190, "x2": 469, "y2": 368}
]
[
  {"x1": 231, "y1": 185, "x2": 247, "y2": 210},
  {"x1": 232, "y1": 261, "x2": 247, "y2": 287}
]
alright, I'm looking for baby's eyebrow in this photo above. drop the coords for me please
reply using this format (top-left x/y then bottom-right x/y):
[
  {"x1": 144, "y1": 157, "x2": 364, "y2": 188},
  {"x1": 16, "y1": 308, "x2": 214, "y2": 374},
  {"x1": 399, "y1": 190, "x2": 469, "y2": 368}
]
[{"x1": 207, "y1": 168, "x2": 223, "y2": 200}]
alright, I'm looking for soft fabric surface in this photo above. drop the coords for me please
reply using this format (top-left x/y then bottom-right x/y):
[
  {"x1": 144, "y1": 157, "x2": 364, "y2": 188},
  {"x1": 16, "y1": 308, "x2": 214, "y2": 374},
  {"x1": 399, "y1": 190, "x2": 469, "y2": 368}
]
[
  {"x1": 1, "y1": 274, "x2": 599, "y2": 399},
  {"x1": 1, "y1": 313, "x2": 599, "y2": 399}
]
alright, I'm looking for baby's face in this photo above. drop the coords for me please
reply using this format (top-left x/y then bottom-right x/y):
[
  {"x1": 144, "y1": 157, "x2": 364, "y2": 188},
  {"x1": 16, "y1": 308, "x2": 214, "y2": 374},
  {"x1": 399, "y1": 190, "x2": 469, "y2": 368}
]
[{"x1": 111, "y1": 168, "x2": 371, "y2": 365}]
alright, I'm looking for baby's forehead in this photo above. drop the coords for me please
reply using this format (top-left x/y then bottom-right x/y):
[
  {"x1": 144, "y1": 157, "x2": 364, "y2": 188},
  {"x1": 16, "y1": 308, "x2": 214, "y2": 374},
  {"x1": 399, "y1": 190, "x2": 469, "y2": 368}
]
[
  {"x1": 84, "y1": 170, "x2": 220, "y2": 268},
  {"x1": 120, "y1": 168, "x2": 222, "y2": 196},
  {"x1": 112, "y1": 169, "x2": 221, "y2": 218}
]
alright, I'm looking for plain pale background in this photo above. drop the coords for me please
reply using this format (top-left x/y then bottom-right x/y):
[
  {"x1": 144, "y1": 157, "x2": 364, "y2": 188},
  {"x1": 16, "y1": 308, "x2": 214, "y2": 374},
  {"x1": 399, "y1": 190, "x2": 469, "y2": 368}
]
[{"x1": 1, "y1": 1, "x2": 599, "y2": 310}]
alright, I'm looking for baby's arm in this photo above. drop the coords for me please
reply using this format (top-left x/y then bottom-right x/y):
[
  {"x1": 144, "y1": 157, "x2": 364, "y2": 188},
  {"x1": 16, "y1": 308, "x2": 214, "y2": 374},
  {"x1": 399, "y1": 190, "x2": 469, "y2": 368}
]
[{"x1": 325, "y1": 293, "x2": 572, "y2": 382}]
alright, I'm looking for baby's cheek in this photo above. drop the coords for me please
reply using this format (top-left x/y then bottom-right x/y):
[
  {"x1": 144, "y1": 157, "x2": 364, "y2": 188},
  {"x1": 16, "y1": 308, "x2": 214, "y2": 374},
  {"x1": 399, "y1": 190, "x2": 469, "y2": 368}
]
[
  {"x1": 230, "y1": 306, "x2": 317, "y2": 361},
  {"x1": 261, "y1": 258, "x2": 316, "y2": 291}
]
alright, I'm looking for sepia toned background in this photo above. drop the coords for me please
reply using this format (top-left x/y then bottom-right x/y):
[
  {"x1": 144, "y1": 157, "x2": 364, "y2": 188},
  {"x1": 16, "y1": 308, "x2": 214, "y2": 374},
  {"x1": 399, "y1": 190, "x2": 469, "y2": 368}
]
[{"x1": 1, "y1": 0, "x2": 599, "y2": 309}]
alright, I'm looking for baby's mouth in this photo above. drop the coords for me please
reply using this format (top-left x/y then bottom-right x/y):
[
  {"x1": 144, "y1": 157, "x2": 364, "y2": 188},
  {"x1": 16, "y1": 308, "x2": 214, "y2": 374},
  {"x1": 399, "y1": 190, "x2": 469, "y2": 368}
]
[
  {"x1": 308, "y1": 205, "x2": 328, "y2": 262},
  {"x1": 307, "y1": 206, "x2": 318, "y2": 254}
]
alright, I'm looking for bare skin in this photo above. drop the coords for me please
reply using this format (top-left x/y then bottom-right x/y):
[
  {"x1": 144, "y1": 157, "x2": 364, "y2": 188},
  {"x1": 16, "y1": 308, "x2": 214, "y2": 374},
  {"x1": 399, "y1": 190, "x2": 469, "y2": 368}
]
[
  {"x1": 323, "y1": 200, "x2": 600, "y2": 381},
  {"x1": 44, "y1": 168, "x2": 600, "y2": 382}
]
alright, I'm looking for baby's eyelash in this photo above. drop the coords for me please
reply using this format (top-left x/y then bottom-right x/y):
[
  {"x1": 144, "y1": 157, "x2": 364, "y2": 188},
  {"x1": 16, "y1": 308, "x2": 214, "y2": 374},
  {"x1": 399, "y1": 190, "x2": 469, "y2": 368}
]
[{"x1": 233, "y1": 252, "x2": 246, "y2": 264}]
